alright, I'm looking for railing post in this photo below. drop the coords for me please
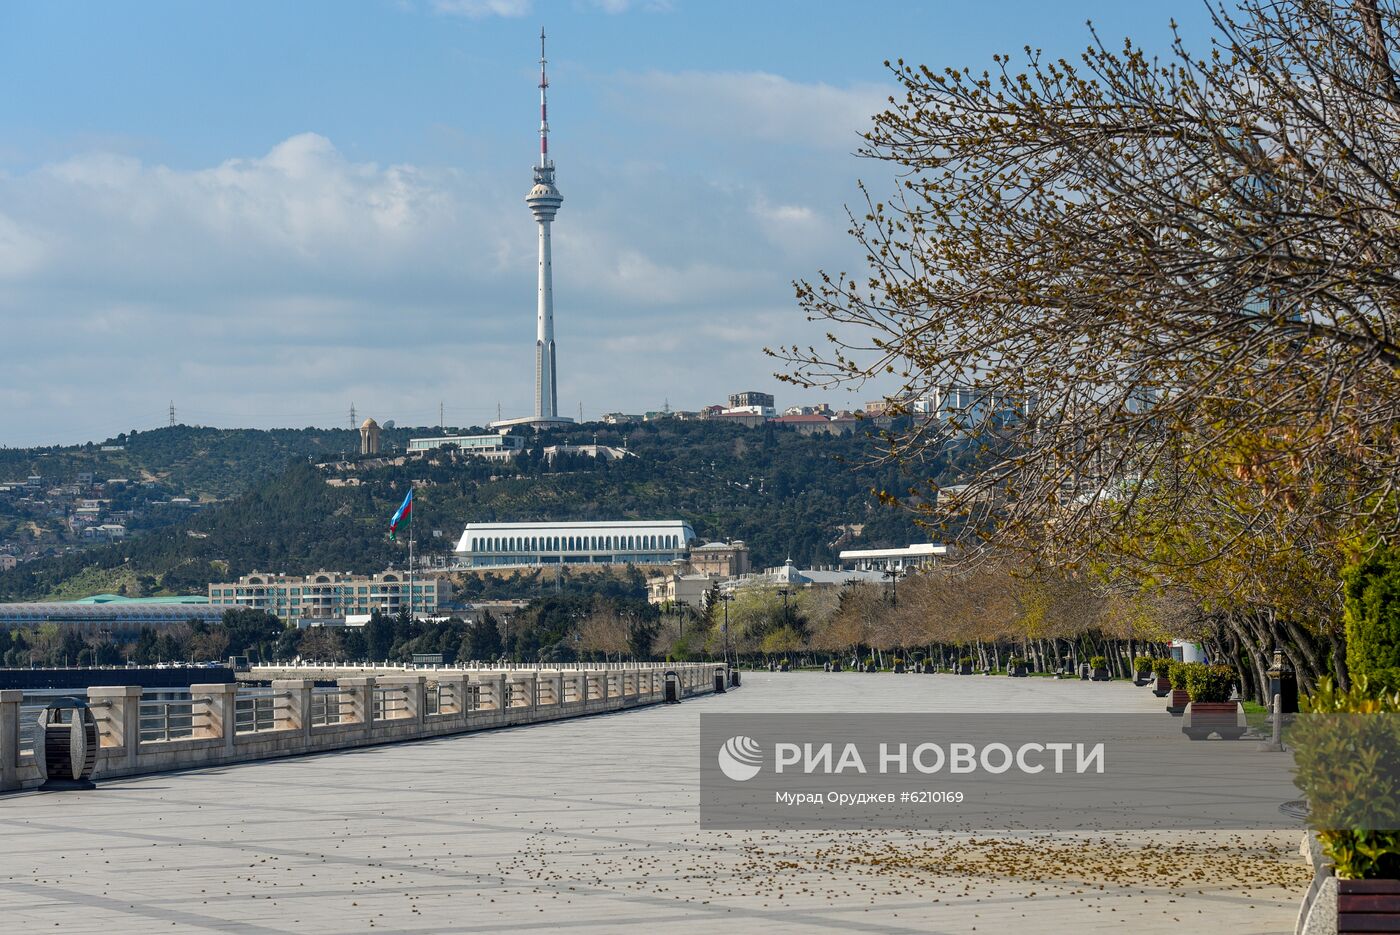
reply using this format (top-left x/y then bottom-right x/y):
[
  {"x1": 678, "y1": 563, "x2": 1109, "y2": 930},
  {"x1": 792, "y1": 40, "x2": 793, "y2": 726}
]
[
  {"x1": 494, "y1": 673, "x2": 507, "y2": 714},
  {"x1": 0, "y1": 690, "x2": 20, "y2": 791},
  {"x1": 575, "y1": 672, "x2": 586, "y2": 705},
  {"x1": 191, "y1": 682, "x2": 238, "y2": 755},
  {"x1": 339, "y1": 677, "x2": 375, "y2": 740},
  {"x1": 379, "y1": 676, "x2": 425, "y2": 727},
  {"x1": 88, "y1": 685, "x2": 141, "y2": 770},
  {"x1": 272, "y1": 679, "x2": 312, "y2": 741}
]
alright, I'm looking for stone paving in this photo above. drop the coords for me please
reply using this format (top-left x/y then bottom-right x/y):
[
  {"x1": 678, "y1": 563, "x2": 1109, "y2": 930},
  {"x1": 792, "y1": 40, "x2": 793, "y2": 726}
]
[{"x1": 0, "y1": 672, "x2": 1310, "y2": 934}]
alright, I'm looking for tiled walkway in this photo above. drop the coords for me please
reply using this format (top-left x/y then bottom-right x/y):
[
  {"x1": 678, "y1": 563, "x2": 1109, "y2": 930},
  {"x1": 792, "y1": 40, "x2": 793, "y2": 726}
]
[{"x1": 0, "y1": 672, "x2": 1309, "y2": 934}]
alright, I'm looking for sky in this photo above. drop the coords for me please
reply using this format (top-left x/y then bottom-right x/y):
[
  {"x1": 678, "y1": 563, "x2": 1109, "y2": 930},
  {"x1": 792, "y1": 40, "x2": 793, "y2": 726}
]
[{"x1": 0, "y1": 0, "x2": 1222, "y2": 445}]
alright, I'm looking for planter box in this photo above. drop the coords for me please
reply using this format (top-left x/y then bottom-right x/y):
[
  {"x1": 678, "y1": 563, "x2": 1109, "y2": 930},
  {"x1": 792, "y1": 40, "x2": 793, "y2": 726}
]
[
  {"x1": 1134, "y1": 673, "x2": 1152, "y2": 686},
  {"x1": 864, "y1": 663, "x2": 878, "y2": 673},
  {"x1": 958, "y1": 664, "x2": 973, "y2": 675},
  {"x1": 920, "y1": 661, "x2": 934, "y2": 674},
  {"x1": 893, "y1": 663, "x2": 906, "y2": 674},
  {"x1": 778, "y1": 663, "x2": 790, "y2": 672},
  {"x1": 1091, "y1": 668, "x2": 1111, "y2": 681},
  {"x1": 830, "y1": 662, "x2": 842, "y2": 673},
  {"x1": 1152, "y1": 675, "x2": 1171, "y2": 697},
  {"x1": 1167, "y1": 689, "x2": 1189, "y2": 715},
  {"x1": 1009, "y1": 665, "x2": 1028, "y2": 678},
  {"x1": 1339, "y1": 879, "x2": 1400, "y2": 934},
  {"x1": 1182, "y1": 701, "x2": 1246, "y2": 739}
]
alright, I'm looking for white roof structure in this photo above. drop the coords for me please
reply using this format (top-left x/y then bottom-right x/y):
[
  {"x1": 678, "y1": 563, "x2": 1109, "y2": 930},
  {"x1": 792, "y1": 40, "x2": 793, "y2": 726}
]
[{"x1": 838, "y1": 543, "x2": 947, "y2": 571}]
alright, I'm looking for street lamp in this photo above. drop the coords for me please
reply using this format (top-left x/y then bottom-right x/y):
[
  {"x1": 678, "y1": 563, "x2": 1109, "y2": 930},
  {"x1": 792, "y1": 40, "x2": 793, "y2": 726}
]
[
  {"x1": 883, "y1": 567, "x2": 899, "y2": 607},
  {"x1": 716, "y1": 592, "x2": 734, "y2": 668}
]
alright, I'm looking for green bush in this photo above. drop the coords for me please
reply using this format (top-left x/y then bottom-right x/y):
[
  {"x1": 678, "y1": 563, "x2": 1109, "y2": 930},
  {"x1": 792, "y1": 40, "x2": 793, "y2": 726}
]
[
  {"x1": 1183, "y1": 663, "x2": 1235, "y2": 703},
  {"x1": 1169, "y1": 662, "x2": 1190, "y2": 690},
  {"x1": 1133, "y1": 655, "x2": 1153, "y2": 674},
  {"x1": 1292, "y1": 677, "x2": 1400, "y2": 879},
  {"x1": 1089, "y1": 655, "x2": 1107, "y2": 670},
  {"x1": 1344, "y1": 546, "x2": 1400, "y2": 692},
  {"x1": 958, "y1": 656, "x2": 972, "y2": 666},
  {"x1": 1153, "y1": 657, "x2": 1175, "y2": 678},
  {"x1": 1008, "y1": 656, "x2": 1026, "y2": 668}
]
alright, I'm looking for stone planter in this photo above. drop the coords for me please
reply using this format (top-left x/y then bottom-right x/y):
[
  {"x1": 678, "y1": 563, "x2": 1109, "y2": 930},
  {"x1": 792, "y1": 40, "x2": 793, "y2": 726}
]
[
  {"x1": 1182, "y1": 701, "x2": 1245, "y2": 740},
  {"x1": 920, "y1": 660, "x2": 934, "y2": 674},
  {"x1": 864, "y1": 662, "x2": 878, "y2": 673},
  {"x1": 1009, "y1": 665, "x2": 1028, "y2": 678},
  {"x1": 1134, "y1": 672, "x2": 1152, "y2": 686},
  {"x1": 778, "y1": 663, "x2": 790, "y2": 673},
  {"x1": 1152, "y1": 675, "x2": 1171, "y2": 697},
  {"x1": 958, "y1": 663, "x2": 973, "y2": 675},
  {"x1": 830, "y1": 661, "x2": 842, "y2": 673},
  {"x1": 893, "y1": 662, "x2": 906, "y2": 674},
  {"x1": 1166, "y1": 688, "x2": 1189, "y2": 716},
  {"x1": 1338, "y1": 879, "x2": 1400, "y2": 933},
  {"x1": 1091, "y1": 667, "x2": 1111, "y2": 681}
]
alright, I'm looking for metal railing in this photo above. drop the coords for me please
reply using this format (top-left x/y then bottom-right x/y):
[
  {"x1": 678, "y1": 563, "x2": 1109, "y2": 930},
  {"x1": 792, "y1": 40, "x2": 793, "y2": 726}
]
[
  {"x1": 373, "y1": 685, "x2": 410, "y2": 721},
  {"x1": 310, "y1": 687, "x2": 351, "y2": 727},
  {"x1": 235, "y1": 690, "x2": 283, "y2": 734},
  {"x1": 139, "y1": 698, "x2": 203, "y2": 743}
]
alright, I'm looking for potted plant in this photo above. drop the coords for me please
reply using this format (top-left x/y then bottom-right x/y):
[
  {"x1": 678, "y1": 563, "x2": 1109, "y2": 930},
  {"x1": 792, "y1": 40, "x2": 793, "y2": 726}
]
[
  {"x1": 830, "y1": 658, "x2": 842, "y2": 672},
  {"x1": 1133, "y1": 655, "x2": 1154, "y2": 686},
  {"x1": 1089, "y1": 655, "x2": 1111, "y2": 681},
  {"x1": 892, "y1": 656, "x2": 906, "y2": 674},
  {"x1": 1008, "y1": 656, "x2": 1029, "y2": 677},
  {"x1": 1291, "y1": 677, "x2": 1400, "y2": 934},
  {"x1": 1181, "y1": 664, "x2": 1244, "y2": 740},
  {"x1": 1166, "y1": 660, "x2": 1192, "y2": 715},
  {"x1": 1152, "y1": 658, "x2": 1174, "y2": 697},
  {"x1": 920, "y1": 658, "x2": 934, "y2": 674},
  {"x1": 957, "y1": 655, "x2": 973, "y2": 675},
  {"x1": 778, "y1": 658, "x2": 791, "y2": 672},
  {"x1": 864, "y1": 657, "x2": 878, "y2": 673}
]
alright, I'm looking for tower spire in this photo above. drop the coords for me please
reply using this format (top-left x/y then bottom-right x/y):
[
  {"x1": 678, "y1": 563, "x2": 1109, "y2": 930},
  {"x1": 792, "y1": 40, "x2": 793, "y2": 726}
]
[{"x1": 538, "y1": 27, "x2": 550, "y2": 170}]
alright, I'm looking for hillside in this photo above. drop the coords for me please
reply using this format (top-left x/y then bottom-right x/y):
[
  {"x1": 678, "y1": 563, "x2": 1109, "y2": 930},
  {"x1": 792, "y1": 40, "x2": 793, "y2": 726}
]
[{"x1": 0, "y1": 419, "x2": 966, "y2": 601}]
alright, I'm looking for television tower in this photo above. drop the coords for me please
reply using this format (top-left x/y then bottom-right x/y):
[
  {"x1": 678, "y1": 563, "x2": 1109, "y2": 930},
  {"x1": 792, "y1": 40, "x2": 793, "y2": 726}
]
[{"x1": 527, "y1": 27, "x2": 563, "y2": 422}]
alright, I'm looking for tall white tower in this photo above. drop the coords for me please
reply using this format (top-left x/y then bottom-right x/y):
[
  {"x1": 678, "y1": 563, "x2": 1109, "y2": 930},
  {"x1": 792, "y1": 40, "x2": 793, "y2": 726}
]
[{"x1": 528, "y1": 28, "x2": 563, "y2": 422}]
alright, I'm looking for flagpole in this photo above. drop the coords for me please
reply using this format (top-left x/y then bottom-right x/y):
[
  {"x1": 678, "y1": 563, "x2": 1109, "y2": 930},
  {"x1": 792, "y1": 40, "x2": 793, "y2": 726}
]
[{"x1": 407, "y1": 486, "x2": 415, "y2": 622}]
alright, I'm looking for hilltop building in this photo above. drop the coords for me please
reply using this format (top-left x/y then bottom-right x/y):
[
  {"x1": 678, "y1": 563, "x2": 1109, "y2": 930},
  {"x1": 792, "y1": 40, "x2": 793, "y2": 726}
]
[
  {"x1": 359, "y1": 418, "x2": 381, "y2": 455},
  {"x1": 408, "y1": 434, "x2": 524, "y2": 461},
  {"x1": 454, "y1": 520, "x2": 695, "y2": 568}
]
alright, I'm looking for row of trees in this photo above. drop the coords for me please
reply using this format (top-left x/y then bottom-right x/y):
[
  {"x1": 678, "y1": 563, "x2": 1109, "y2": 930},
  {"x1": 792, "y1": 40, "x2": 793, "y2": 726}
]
[{"x1": 776, "y1": 0, "x2": 1400, "y2": 694}]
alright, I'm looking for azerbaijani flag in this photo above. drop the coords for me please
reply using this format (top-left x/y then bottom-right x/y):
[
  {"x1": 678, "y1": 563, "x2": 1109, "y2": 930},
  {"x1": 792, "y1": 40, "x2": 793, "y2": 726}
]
[{"x1": 389, "y1": 488, "x2": 413, "y2": 541}]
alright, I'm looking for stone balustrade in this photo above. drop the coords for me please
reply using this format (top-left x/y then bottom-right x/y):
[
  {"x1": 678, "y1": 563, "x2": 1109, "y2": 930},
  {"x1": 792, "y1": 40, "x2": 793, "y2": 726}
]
[{"x1": 0, "y1": 662, "x2": 726, "y2": 792}]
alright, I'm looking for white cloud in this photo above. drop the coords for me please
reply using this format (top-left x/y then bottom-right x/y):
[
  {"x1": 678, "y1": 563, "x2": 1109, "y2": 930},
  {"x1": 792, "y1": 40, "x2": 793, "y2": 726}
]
[
  {"x1": 432, "y1": 0, "x2": 531, "y2": 17},
  {"x1": 612, "y1": 70, "x2": 893, "y2": 151}
]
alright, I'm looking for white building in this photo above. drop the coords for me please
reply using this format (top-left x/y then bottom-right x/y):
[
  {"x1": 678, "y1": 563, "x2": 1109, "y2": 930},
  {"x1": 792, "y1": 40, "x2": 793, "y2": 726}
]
[
  {"x1": 454, "y1": 520, "x2": 696, "y2": 568},
  {"x1": 408, "y1": 434, "x2": 525, "y2": 460},
  {"x1": 838, "y1": 543, "x2": 947, "y2": 573},
  {"x1": 209, "y1": 569, "x2": 445, "y2": 624}
]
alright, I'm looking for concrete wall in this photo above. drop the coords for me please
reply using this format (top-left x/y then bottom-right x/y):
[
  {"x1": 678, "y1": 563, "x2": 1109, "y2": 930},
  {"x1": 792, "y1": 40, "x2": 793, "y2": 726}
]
[{"x1": 1, "y1": 662, "x2": 726, "y2": 792}]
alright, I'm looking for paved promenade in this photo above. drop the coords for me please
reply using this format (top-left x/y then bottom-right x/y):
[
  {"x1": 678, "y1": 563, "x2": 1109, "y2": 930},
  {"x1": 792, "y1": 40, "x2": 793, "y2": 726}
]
[{"x1": 0, "y1": 672, "x2": 1309, "y2": 934}]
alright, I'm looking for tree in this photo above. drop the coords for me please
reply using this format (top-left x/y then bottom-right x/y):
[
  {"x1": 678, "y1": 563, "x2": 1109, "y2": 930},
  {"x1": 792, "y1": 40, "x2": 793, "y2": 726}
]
[
  {"x1": 461, "y1": 611, "x2": 504, "y2": 662},
  {"x1": 364, "y1": 610, "x2": 395, "y2": 662},
  {"x1": 777, "y1": 0, "x2": 1400, "y2": 685}
]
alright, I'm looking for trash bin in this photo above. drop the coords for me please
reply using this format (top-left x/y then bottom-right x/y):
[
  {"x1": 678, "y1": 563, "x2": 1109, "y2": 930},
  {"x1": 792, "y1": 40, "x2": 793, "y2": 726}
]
[
  {"x1": 713, "y1": 668, "x2": 727, "y2": 694},
  {"x1": 664, "y1": 670, "x2": 681, "y2": 704},
  {"x1": 729, "y1": 670, "x2": 741, "y2": 688},
  {"x1": 38, "y1": 698, "x2": 98, "y2": 790}
]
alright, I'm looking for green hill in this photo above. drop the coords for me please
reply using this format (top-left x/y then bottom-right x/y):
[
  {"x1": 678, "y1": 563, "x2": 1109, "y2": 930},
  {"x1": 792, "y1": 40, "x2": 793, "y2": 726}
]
[{"x1": 0, "y1": 419, "x2": 965, "y2": 602}]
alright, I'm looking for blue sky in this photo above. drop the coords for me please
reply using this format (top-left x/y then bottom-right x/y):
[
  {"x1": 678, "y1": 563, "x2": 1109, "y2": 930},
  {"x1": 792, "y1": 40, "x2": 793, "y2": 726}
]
[{"x1": 0, "y1": 1, "x2": 1219, "y2": 444}]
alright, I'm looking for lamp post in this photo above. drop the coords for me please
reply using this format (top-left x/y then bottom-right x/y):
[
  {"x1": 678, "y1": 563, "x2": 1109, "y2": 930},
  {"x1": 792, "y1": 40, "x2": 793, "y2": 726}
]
[{"x1": 716, "y1": 592, "x2": 734, "y2": 668}]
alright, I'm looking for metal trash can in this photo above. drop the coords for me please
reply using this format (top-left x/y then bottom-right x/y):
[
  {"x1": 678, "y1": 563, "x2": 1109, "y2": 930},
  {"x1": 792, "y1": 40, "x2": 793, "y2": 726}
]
[
  {"x1": 714, "y1": 668, "x2": 727, "y2": 694},
  {"x1": 38, "y1": 698, "x2": 99, "y2": 790},
  {"x1": 730, "y1": 669, "x2": 741, "y2": 688},
  {"x1": 664, "y1": 670, "x2": 681, "y2": 704}
]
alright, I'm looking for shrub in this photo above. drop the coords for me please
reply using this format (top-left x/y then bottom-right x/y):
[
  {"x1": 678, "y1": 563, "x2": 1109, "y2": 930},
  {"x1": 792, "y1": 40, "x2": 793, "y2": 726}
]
[
  {"x1": 1344, "y1": 546, "x2": 1400, "y2": 692},
  {"x1": 1133, "y1": 655, "x2": 1154, "y2": 674},
  {"x1": 1008, "y1": 656, "x2": 1026, "y2": 668},
  {"x1": 1292, "y1": 677, "x2": 1400, "y2": 879},
  {"x1": 1184, "y1": 663, "x2": 1235, "y2": 703},
  {"x1": 1153, "y1": 657, "x2": 1175, "y2": 678},
  {"x1": 1089, "y1": 655, "x2": 1107, "y2": 670},
  {"x1": 958, "y1": 656, "x2": 972, "y2": 666},
  {"x1": 1169, "y1": 662, "x2": 1190, "y2": 690}
]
